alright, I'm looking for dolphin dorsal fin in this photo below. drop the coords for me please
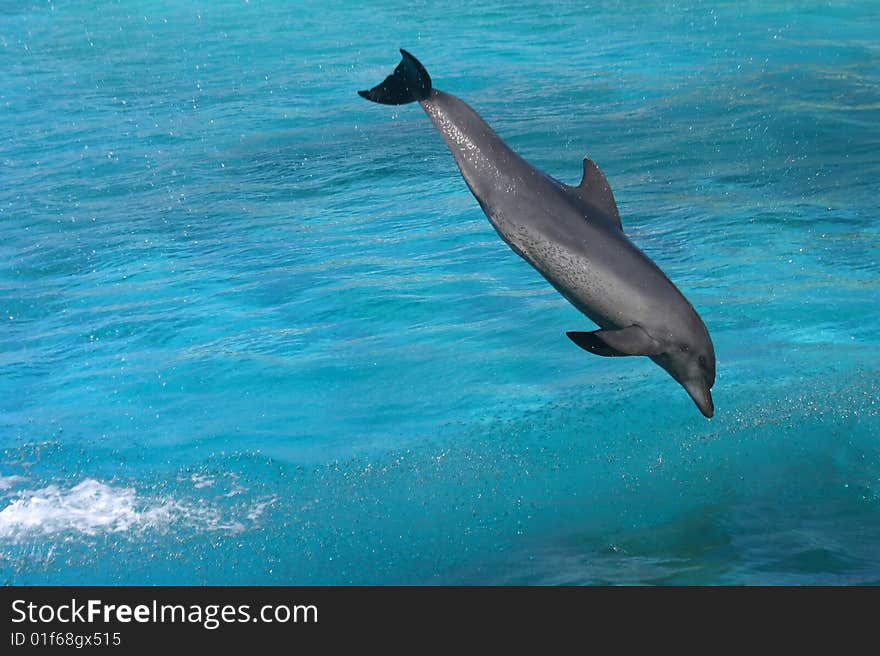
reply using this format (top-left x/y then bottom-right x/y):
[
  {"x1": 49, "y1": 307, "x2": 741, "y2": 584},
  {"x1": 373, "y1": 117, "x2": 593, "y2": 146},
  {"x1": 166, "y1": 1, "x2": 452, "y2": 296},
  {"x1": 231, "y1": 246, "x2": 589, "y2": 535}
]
[{"x1": 572, "y1": 158, "x2": 622, "y2": 230}]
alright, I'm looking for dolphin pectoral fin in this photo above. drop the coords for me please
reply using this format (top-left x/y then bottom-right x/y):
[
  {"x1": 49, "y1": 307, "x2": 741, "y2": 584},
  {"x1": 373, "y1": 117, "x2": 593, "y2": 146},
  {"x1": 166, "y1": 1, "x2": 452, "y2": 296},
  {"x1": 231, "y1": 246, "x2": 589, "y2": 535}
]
[
  {"x1": 566, "y1": 331, "x2": 627, "y2": 356},
  {"x1": 566, "y1": 325, "x2": 663, "y2": 357},
  {"x1": 568, "y1": 158, "x2": 622, "y2": 230}
]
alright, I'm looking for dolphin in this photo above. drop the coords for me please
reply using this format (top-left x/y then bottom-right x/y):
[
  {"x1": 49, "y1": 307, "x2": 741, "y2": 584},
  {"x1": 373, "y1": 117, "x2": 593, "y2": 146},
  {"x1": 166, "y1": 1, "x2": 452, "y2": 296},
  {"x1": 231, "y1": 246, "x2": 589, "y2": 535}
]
[{"x1": 359, "y1": 50, "x2": 716, "y2": 418}]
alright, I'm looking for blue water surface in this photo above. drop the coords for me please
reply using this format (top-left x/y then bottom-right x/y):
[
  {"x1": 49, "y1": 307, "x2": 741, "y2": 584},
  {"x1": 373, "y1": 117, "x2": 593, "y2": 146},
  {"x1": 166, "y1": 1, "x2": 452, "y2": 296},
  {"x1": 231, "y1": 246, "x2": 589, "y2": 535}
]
[{"x1": 1, "y1": 0, "x2": 879, "y2": 584}]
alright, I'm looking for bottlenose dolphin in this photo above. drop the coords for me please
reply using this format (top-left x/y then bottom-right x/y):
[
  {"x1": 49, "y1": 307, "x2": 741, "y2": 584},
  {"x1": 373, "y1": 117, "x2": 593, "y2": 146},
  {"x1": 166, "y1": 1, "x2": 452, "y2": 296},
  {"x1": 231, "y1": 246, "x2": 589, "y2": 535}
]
[{"x1": 359, "y1": 50, "x2": 716, "y2": 418}]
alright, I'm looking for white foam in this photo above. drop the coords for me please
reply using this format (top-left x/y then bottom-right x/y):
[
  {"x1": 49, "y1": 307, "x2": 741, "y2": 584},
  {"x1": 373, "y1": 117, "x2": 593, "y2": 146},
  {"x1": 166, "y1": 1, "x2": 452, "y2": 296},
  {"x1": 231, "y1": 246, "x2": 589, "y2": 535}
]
[
  {"x1": 0, "y1": 478, "x2": 275, "y2": 541},
  {"x1": 0, "y1": 473, "x2": 28, "y2": 490},
  {"x1": 191, "y1": 474, "x2": 215, "y2": 489},
  {"x1": 246, "y1": 495, "x2": 278, "y2": 522},
  {"x1": 0, "y1": 479, "x2": 172, "y2": 539}
]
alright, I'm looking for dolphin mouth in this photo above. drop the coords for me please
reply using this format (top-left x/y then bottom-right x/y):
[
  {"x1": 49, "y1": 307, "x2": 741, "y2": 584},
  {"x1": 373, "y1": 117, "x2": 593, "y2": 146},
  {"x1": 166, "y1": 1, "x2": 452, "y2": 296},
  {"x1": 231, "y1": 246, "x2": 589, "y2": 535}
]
[{"x1": 685, "y1": 382, "x2": 714, "y2": 419}]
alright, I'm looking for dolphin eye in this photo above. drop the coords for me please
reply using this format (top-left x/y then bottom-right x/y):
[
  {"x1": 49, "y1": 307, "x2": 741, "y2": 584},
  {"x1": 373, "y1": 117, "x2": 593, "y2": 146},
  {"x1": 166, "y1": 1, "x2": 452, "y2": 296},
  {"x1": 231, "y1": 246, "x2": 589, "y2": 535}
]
[
  {"x1": 680, "y1": 344, "x2": 689, "y2": 352},
  {"x1": 698, "y1": 355, "x2": 707, "y2": 368}
]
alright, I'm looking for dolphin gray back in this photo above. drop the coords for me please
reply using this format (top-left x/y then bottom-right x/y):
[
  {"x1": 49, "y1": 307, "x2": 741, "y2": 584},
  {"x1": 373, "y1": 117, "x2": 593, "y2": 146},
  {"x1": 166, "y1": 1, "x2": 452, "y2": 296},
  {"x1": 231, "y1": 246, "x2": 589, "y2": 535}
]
[{"x1": 419, "y1": 90, "x2": 537, "y2": 205}]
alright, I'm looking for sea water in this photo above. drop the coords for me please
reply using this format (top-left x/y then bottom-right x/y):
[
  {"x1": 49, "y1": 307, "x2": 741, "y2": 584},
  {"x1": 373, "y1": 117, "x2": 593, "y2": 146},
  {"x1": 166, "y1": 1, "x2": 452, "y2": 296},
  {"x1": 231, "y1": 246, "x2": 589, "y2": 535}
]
[{"x1": 1, "y1": 1, "x2": 878, "y2": 584}]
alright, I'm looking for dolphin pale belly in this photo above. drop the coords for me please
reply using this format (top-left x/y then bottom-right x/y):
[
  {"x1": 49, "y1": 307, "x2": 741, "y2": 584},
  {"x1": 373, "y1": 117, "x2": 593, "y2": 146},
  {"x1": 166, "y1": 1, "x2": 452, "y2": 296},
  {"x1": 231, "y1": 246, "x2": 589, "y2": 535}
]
[{"x1": 359, "y1": 50, "x2": 716, "y2": 418}]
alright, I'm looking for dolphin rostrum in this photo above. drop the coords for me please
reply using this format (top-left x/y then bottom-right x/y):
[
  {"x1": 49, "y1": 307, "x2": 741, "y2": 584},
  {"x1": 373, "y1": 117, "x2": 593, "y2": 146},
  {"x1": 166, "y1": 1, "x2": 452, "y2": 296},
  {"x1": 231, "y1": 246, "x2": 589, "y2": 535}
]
[{"x1": 359, "y1": 50, "x2": 716, "y2": 418}]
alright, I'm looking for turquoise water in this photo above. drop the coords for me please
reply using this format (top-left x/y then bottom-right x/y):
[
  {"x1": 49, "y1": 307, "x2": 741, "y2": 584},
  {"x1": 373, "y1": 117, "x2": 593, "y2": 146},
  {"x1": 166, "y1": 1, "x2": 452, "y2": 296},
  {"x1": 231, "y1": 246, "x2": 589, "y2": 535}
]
[{"x1": 1, "y1": 0, "x2": 878, "y2": 584}]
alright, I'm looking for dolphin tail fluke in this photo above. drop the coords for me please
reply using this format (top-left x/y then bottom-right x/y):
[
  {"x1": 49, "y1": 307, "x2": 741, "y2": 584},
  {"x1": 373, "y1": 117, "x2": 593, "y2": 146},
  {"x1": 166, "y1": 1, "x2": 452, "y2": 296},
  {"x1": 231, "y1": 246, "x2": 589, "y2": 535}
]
[{"x1": 358, "y1": 49, "x2": 432, "y2": 105}]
